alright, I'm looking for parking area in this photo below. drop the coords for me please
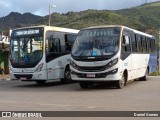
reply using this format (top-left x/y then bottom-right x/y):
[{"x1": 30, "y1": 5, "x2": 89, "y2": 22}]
[{"x1": 0, "y1": 76, "x2": 159, "y2": 119}]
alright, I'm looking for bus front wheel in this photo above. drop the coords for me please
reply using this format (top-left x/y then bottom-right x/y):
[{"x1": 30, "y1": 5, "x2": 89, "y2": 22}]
[
  {"x1": 60, "y1": 67, "x2": 72, "y2": 84},
  {"x1": 115, "y1": 74, "x2": 125, "y2": 89}
]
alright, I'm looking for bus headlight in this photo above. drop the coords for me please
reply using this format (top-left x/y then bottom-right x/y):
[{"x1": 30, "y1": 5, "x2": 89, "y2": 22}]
[
  {"x1": 111, "y1": 58, "x2": 118, "y2": 66},
  {"x1": 106, "y1": 58, "x2": 118, "y2": 69},
  {"x1": 68, "y1": 59, "x2": 77, "y2": 69},
  {"x1": 35, "y1": 63, "x2": 44, "y2": 72}
]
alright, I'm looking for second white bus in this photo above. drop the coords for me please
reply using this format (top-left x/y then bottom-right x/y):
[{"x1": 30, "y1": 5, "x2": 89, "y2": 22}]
[
  {"x1": 9, "y1": 25, "x2": 79, "y2": 84},
  {"x1": 70, "y1": 25, "x2": 157, "y2": 89}
]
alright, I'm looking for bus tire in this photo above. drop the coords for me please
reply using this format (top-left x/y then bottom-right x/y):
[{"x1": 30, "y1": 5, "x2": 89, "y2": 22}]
[
  {"x1": 116, "y1": 74, "x2": 125, "y2": 89},
  {"x1": 79, "y1": 82, "x2": 90, "y2": 89},
  {"x1": 35, "y1": 80, "x2": 46, "y2": 85},
  {"x1": 60, "y1": 66, "x2": 72, "y2": 84},
  {"x1": 139, "y1": 69, "x2": 148, "y2": 81}
]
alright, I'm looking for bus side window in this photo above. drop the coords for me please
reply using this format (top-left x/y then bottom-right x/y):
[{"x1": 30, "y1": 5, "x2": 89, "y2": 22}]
[
  {"x1": 139, "y1": 36, "x2": 143, "y2": 52},
  {"x1": 146, "y1": 38, "x2": 150, "y2": 53},
  {"x1": 131, "y1": 33, "x2": 138, "y2": 52},
  {"x1": 65, "y1": 34, "x2": 76, "y2": 52},
  {"x1": 46, "y1": 36, "x2": 61, "y2": 55},
  {"x1": 50, "y1": 38, "x2": 61, "y2": 52},
  {"x1": 122, "y1": 35, "x2": 131, "y2": 52},
  {"x1": 142, "y1": 37, "x2": 146, "y2": 53}
]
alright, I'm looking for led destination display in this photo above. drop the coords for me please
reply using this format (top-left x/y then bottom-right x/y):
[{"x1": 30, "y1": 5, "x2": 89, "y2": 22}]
[{"x1": 12, "y1": 27, "x2": 43, "y2": 37}]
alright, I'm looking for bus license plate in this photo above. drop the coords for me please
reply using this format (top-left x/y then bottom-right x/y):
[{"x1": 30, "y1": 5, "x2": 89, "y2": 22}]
[
  {"x1": 87, "y1": 74, "x2": 95, "y2": 78},
  {"x1": 20, "y1": 77, "x2": 27, "y2": 80}
]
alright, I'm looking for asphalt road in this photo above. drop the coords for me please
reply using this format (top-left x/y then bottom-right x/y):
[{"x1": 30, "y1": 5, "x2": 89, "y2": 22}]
[{"x1": 0, "y1": 76, "x2": 160, "y2": 119}]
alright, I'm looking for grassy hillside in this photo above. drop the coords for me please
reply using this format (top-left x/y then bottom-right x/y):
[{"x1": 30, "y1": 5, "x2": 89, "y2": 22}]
[
  {"x1": 43, "y1": 1, "x2": 160, "y2": 34},
  {"x1": 48, "y1": 10, "x2": 145, "y2": 30},
  {"x1": 116, "y1": 2, "x2": 160, "y2": 30}
]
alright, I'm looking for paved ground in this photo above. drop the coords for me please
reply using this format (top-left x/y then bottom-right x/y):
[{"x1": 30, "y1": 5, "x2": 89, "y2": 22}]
[
  {"x1": 0, "y1": 76, "x2": 159, "y2": 120},
  {"x1": 0, "y1": 74, "x2": 10, "y2": 81}
]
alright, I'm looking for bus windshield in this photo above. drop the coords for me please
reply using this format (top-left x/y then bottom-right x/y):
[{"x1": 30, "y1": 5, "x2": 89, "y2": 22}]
[
  {"x1": 72, "y1": 27, "x2": 120, "y2": 59},
  {"x1": 10, "y1": 28, "x2": 43, "y2": 67}
]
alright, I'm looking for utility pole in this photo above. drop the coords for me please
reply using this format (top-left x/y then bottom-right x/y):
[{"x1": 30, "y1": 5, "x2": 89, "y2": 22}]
[{"x1": 48, "y1": 5, "x2": 56, "y2": 26}]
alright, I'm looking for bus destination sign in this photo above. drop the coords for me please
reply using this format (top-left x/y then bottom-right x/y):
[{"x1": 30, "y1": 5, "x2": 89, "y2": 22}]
[
  {"x1": 16, "y1": 29, "x2": 40, "y2": 36},
  {"x1": 12, "y1": 28, "x2": 43, "y2": 37}
]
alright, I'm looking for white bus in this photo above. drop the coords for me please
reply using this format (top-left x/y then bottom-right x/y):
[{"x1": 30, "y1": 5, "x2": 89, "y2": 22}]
[
  {"x1": 9, "y1": 25, "x2": 79, "y2": 84},
  {"x1": 70, "y1": 25, "x2": 157, "y2": 89}
]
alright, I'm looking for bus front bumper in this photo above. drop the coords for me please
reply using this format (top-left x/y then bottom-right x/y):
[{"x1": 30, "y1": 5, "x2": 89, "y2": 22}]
[
  {"x1": 70, "y1": 68, "x2": 120, "y2": 82},
  {"x1": 10, "y1": 71, "x2": 47, "y2": 81}
]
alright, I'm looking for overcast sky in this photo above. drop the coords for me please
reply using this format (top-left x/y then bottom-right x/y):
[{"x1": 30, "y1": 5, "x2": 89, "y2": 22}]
[{"x1": 0, "y1": 0, "x2": 158, "y2": 17}]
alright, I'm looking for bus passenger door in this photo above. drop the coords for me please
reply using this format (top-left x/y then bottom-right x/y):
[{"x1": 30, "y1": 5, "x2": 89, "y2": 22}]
[
  {"x1": 46, "y1": 34, "x2": 63, "y2": 80},
  {"x1": 121, "y1": 31, "x2": 132, "y2": 80}
]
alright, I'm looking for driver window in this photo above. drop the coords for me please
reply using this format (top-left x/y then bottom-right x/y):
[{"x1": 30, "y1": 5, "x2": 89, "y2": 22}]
[
  {"x1": 46, "y1": 36, "x2": 61, "y2": 55},
  {"x1": 122, "y1": 34, "x2": 131, "y2": 52}
]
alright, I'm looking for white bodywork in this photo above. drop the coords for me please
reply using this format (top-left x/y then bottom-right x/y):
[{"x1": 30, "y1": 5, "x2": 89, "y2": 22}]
[
  {"x1": 10, "y1": 26, "x2": 79, "y2": 81},
  {"x1": 70, "y1": 25, "x2": 156, "y2": 82}
]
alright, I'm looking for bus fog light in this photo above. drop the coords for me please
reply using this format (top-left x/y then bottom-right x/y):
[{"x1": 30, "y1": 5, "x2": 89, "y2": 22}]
[{"x1": 111, "y1": 68, "x2": 118, "y2": 74}]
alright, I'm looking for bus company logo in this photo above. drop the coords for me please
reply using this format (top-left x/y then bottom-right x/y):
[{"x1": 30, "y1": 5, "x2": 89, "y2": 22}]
[{"x1": 2, "y1": 112, "x2": 12, "y2": 117}]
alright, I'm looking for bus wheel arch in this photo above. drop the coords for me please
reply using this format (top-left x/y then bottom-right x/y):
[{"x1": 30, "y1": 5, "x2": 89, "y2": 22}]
[
  {"x1": 60, "y1": 65, "x2": 72, "y2": 83},
  {"x1": 116, "y1": 69, "x2": 128, "y2": 89},
  {"x1": 147, "y1": 66, "x2": 150, "y2": 74},
  {"x1": 123, "y1": 69, "x2": 128, "y2": 86},
  {"x1": 139, "y1": 67, "x2": 149, "y2": 81}
]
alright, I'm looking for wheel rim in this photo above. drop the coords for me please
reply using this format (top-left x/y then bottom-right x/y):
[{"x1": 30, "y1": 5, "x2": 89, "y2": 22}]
[
  {"x1": 65, "y1": 70, "x2": 71, "y2": 80},
  {"x1": 146, "y1": 70, "x2": 148, "y2": 78},
  {"x1": 120, "y1": 75, "x2": 125, "y2": 86}
]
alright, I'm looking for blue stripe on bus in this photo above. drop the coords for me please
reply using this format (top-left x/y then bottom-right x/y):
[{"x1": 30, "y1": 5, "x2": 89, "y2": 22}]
[{"x1": 148, "y1": 53, "x2": 157, "y2": 74}]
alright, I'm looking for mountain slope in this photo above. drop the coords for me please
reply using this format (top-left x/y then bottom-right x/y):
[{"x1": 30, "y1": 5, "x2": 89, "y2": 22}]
[
  {"x1": 116, "y1": 2, "x2": 160, "y2": 29},
  {"x1": 48, "y1": 1, "x2": 160, "y2": 32},
  {"x1": 0, "y1": 12, "x2": 43, "y2": 30}
]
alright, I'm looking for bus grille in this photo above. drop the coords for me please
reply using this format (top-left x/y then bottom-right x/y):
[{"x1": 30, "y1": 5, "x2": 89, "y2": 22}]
[
  {"x1": 77, "y1": 66, "x2": 106, "y2": 72},
  {"x1": 14, "y1": 74, "x2": 33, "y2": 79}
]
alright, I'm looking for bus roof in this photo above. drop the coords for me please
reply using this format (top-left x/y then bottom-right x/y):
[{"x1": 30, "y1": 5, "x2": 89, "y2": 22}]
[
  {"x1": 82, "y1": 25, "x2": 154, "y2": 38},
  {"x1": 12, "y1": 25, "x2": 79, "y2": 34}
]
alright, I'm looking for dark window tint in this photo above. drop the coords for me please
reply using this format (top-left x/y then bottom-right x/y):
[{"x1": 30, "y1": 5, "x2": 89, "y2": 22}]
[
  {"x1": 132, "y1": 34, "x2": 138, "y2": 52},
  {"x1": 122, "y1": 35, "x2": 131, "y2": 52},
  {"x1": 137, "y1": 35, "x2": 142, "y2": 52},
  {"x1": 65, "y1": 34, "x2": 76, "y2": 51}
]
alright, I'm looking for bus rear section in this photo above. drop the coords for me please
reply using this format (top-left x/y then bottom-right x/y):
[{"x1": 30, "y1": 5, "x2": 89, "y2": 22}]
[
  {"x1": 9, "y1": 26, "x2": 79, "y2": 84},
  {"x1": 70, "y1": 25, "x2": 157, "y2": 89}
]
